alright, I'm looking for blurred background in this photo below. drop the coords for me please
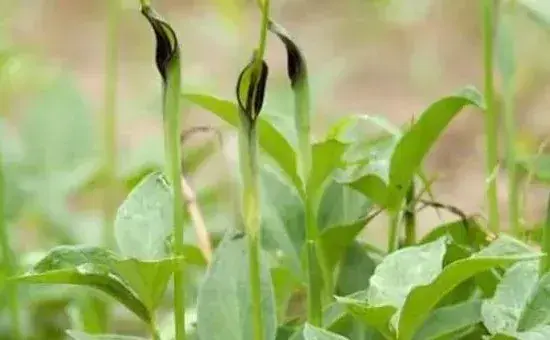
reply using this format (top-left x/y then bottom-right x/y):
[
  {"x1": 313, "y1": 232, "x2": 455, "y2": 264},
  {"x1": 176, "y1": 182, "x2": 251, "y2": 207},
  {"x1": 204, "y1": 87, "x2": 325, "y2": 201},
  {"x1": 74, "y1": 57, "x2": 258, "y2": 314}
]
[{"x1": 1, "y1": 0, "x2": 550, "y2": 338}]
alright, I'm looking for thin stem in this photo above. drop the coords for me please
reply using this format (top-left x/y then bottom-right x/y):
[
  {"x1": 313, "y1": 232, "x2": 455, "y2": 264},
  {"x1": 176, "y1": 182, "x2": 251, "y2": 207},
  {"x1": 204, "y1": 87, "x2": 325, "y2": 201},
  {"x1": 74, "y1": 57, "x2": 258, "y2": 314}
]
[
  {"x1": 0, "y1": 155, "x2": 21, "y2": 339},
  {"x1": 180, "y1": 175, "x2": 212, "y2": 263},
  {"x1": 483, "y1": 0, "x2": 500, "y2": 234},
  {"x1": 387, "y1": 211, "x2": 400, "y2": 252},
  {"x1": 254, "y1": 0, "x2": 269, "y2": 68},
  {"x1": 540, "y1": 193, "x2": 550, "y2": 275},
  {"x1": 103, "y1": 0, "x2": 120, "y2": 262},
  {"x1": 499, "y1": 4, "x2": 520, "y2": 237},
  {"x1": 163, "y1": 51, "x2": 186, "y2": 340},
  {"x1": 238, "y1": 2, "x2": 270, "y2": 338},
  {"x1": 404, "y1": 182, "x2": 416, "y2": 246},
  {"x1": 305, "y1": 203, "x2": 322, "y2": 326},
  {"x1": 239, "y1": 127, "x2": 265, "y2": 340},
  {"x1": 139, "y1": 0, "x2": 151, "y2": 7}
]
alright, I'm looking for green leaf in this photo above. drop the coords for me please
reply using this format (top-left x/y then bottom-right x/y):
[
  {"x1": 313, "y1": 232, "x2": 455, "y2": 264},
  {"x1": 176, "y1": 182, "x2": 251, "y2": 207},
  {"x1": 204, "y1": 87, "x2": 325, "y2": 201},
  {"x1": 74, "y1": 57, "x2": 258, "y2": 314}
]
[
  {"x1": 16, "y1": 245, "x2": 151, "y2": 324},
  {"x1": 260, "y1": 164, "x2": 305, "y2": 280},
  {"x1": 317, "y1": 180, "x2": 372, "y2": 230},
  {"x1": 19, "y1": 75, "x2": 96, "y2": 174},
  {"x1": 197, "y1": 230, "x2": 277, "y2": 340},
  {"x1": 386, "y1": 86, "x2": 484, "y2": 209},
  {"x1": 335, "y1": 135, "x2": 397, "y2": 207},
  {"x1": 397, "y1": 236, "x2": 542, "y2": 340},
  {"x1": 335, "y1": 296, "x2": 397, "y2": 339},
  {"x1": 303, "y1": 323, "x2": 349, "y2": 340},
  {"x1": 113, "y1": 257, "x2": 181, "y2": 312},
  {"x1": 183, "y1": 93, "x2": 302, "y2": 194},
  {"x1": 66, "y1": 330, "x2": 147, "y2": 340},
  {"x1": 319, "y1": 216, "x2": 375, "y2": 274},
  {"x1": 489, "y1": 326, "x2": 550, "y2": 340},
  {"x1": 413, "y1": 299, "x2": 483, "y2": 340},
  {"x1": 517, "y1": 272, "x2": 550, "y2": 331},
  {"x1": 336, "y1": 242, "x2": 377, "y2": 296},
  {"x1": 419, "y1": 218, "x2": 491, "y2": 253},
  {"x1": 114, "y1": 171, "x2": 173, "y2": 260},
  {"x1": 518, "y1": 0, "x2": 550, "y2": 29},
  {"x1": 368, "y1": 237, "x2": 447, "y2": 310},
  {"x1": 308, "y1": 139, "x2": 347, "y2": 196},
  {"x1": 482, "y1": 261, "x2": 540, "y2": 335},
  {"x1": 334, "y1": 89, "x2": 483, "y2": 209}
]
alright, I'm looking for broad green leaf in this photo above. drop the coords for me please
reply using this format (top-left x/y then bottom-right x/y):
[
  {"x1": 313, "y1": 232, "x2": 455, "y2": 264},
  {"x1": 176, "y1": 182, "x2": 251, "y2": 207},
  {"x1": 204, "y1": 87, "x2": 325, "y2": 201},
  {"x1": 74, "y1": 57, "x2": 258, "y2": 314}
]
[
  {"x1": 271, "y1": 265, "x2": 301, "y2": 322},
  {"x1": 336, "y1": 242, "x2": 377, "y2": 296},
  {"x1": 490, "y1": 326, "x2": 550, "y2": 340},
  {"x1": 181, "y1": 244, "x2": 208, "y2": 267},
  {"x1": 308, "y1": 139, "x2": 347, "y2": 196},
  {"x1": 518, "y1": 272, "x2": 550, "y2": 331},
  {"x1": 317, "y1": 180, "x2": 372, "y2": 230},
  {"x1": 518, "y1": 0, "x2": 550, "y2": 28},
  {"x1": 482, "y1": 261, "x2": 540, "y2": 335},
  {"x1": 386, "y1": 87, "x2": 484, "y2": 209},
  {"x1": 367, "y1": 237, "x2": 447, "y2": 310},
  {"x1": 260, "y1": 164, "x2": 305, "y2": 280},
  {"x1": 397, "y1": 236, "x2": 542, "y2": 340},
  {"x1": 413, "y1": 299, "x2": 483, "y2": 340},
  {"x1": 19, "y1": 75, "x2": 96, "y2": 174},
  {"x1": 335, "y1": 135, "x2": 396, "y2": 207},
  {"x1": 183, "y1": 93, "x2": 302, "y2": 194},
  {"x1": 319, "y1": 216, "x2": 374, "y2": 273},
  {"x1": 303, "y1": 323, "x2": 349, "y2": 340},
  {"x1": 113, "y1": 257, "x2": 182, "y2": 312},
  {"x1": 66, "y1": 330, "x2": 147, "y2": 340},
  {"x1": 196, "y1": 230, "x2": 277, "y2": 340},
  {"x1": 516, "y1": 326, "x2": 550, "y2": 340},
  {"x1": 419, "y1": 218, "x2": 491, "y2": 253},
  {"x1": 114, "y1": 172, "x2": 173, "y2": 260},
  {"x1": 335, "y1": 296, "x2": 397, "y2": 339},
  {"x1": 16, "y1": 245, "x2": 151, "y2": 324}
]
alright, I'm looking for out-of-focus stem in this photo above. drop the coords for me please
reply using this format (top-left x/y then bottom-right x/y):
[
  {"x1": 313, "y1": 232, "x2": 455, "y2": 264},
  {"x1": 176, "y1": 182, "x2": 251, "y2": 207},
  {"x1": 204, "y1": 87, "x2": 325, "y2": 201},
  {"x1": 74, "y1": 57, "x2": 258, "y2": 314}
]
[
  {"x1": 0, "y1": 154, "x2": 21, "y2": 339},
  {"x1": 180, "y1": 176, "x2": 212, "y2": 263},
  {"x1": 483, "y1": 0, "x2": 500, "y2": 234}
]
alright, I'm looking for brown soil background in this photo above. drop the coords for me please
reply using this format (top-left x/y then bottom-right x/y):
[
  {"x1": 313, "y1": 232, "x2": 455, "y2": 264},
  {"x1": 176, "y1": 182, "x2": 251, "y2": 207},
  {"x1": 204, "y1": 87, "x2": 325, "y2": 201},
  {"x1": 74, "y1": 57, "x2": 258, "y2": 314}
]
[{"x1": 6, "y1": 0, "x2": 550, "y2": 246}]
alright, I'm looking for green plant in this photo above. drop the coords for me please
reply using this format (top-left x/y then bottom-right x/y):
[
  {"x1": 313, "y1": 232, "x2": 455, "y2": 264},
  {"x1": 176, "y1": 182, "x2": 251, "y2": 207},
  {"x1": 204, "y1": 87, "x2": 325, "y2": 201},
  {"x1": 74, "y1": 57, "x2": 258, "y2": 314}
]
[{"x1": 4, "y1": 1, "x2": 550, "y2": 340}]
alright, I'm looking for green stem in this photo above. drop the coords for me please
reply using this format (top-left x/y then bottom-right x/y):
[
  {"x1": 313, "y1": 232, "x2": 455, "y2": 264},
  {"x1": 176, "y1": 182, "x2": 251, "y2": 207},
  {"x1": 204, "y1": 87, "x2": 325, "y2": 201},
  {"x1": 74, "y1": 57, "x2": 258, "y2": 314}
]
[
  {"x1": 387, "y1": 211, "x2": 400, "y2": 252},
  {"x1": 0, "y1": 155, "x2": 21, "y2": 339},
  {"x1": 540, "y1": 193, "x2": 550, "y2": 275},
  {"x1": 238, "y1": 3, "x2": 270, "y2": 337},
  {"x1": 500, "y1": 5, "x2": 520, "y2": 237},
  {"x1": 103, "y1": 0, "x2": 120, "y2": 263},
  {"x1": 305, "y1": 202, "x2": 322, "y2": 326},
  {"x1": 483, "y1": 0, "x2": 500, "y2": 234},
  {"x1": 239, "y1": 127, "x2": 265, "y2": 340},
  {"x1": 163, "y1": 50, "x2": 186, "y2": 340},
  {"x1": 404, "y1": 182, "x2": 416, "y2": 246}
]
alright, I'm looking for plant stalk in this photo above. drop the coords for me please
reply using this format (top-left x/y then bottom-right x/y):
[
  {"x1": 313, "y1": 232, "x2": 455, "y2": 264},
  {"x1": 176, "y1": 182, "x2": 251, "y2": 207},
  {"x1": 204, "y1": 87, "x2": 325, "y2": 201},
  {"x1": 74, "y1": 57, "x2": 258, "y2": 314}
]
[
  {"x1": 103, "y1": 0, "x2": 120, "y2": 262},
  {"x1": 499, "y1": 3, "x2": 520, "y2": 237},
  {"x1": 237, "y1": 1, "x2": 270, "y2": 338},
  {"x1": 483, "y1": 0, "x2": 500, "y2": 234},
  {"x1": 165, "y1": 92, "x2": 186, "y2": 340},
  {"x1": 404, "y1": 182, "x2": 416, "y2": 246},
  {"x1": 387, "y1": 211, "x2": 400, "y2": 252},
  {"x1": 540, "y1": 192, "x2": 550, "y2": 275},
  {"x1": 0, "y1": 155, "x2": 21, "y2": 339},
  {"x1": 239, "y1": 127, "x2": 265, "y2": 340},
  {"x1": 161, "y1": 37, "x2": 187, "y2": 340}
]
